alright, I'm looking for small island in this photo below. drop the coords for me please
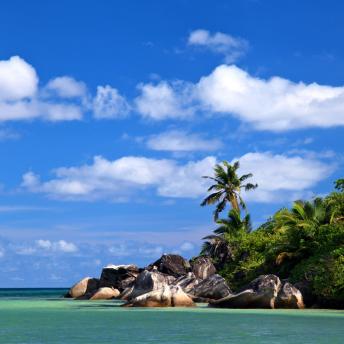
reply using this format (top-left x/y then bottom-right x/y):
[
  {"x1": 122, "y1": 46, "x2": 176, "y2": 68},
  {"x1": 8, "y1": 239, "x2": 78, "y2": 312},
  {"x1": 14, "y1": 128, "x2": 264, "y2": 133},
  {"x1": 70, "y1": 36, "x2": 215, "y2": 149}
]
[{"x1": 66, "y1": 161, "x2": 344, "y2": 310}]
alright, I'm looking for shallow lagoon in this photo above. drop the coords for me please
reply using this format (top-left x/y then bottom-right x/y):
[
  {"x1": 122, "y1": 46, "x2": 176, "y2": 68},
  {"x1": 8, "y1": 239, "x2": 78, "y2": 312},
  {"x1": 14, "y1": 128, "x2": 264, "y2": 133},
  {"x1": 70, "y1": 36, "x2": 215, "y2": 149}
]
[{"x1": 0, "y1": 289, "x2": 343, "y2": 344}]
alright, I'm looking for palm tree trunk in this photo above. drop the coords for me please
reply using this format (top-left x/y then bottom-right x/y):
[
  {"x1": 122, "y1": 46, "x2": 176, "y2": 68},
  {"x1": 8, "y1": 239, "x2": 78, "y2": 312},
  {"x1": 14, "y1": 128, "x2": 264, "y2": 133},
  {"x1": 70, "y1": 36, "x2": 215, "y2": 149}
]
[{"x1": 228, "y1": 194, "x2": 240, "y2": 213}]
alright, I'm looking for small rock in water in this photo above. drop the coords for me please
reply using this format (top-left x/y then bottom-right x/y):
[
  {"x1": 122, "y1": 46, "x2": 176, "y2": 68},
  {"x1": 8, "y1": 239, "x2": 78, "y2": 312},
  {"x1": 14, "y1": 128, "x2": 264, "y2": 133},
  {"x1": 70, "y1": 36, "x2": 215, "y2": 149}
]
[
  {"x1": 275, "y1": 281, "x2": 304, "y2": 309},
  {"x1": 89, "y1": 287, "x2": 120, "y2": 300},
  {"x1": 68, "y1": 277, "x2": 99, "y2": 299}
]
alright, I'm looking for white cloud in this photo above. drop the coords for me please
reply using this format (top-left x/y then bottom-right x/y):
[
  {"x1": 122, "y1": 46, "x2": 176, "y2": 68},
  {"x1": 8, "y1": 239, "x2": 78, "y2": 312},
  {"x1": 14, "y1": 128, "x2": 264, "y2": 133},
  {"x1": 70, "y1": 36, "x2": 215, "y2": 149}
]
[
  {"x1": 146, "y1": 130, "x2": 223, "y2": 152},
  {"x1": 0, "y1": 56, "x2": 128, "y2": 123},
  {"x1": 235, "y1": 152, "x2": 334, "y2": 202},
  {"x1": 0, "y1": 100, "x2": 83, "y2": 122},
  {"x1": 0, "y1": 56, "x2": 83, "y2": 122},
  {"x1": 138, "y1": 245, "x2": 163, "y2": 257},
  {"x1": 93, "y1": 85, "x2": 130, "y2": 119},
  {"x1": 197, "y1": 65, "x2": 344, "y2": 130},
  {"x1": 36, "y1": 239, "x2": 78, "y2": 253},
  {"x1": 188, "y1": 29, "x2": 249, "y2": 63},
  {"x1": 15, "y1": 247, "x2": 36, "y2": 255},
  {"x1": 180, "y1": 242, "x2": 194, "y2": 252},
  {"x1": 0, "y1": 56, "x2": 38, "y2": 101},
  {"x1": 22, "y1": 155, "x2": 216, "y2": 200},
  {"x1": 57, "y1": 240, "x2": 78, "y2": 253},
  {"x1": 137, "y1": 64, "x2": 344, "y2": 130},
  {"x1": 135, "y1": 81, "x2": 194, "y2": 120},
  {"x1": 45, "y1": 76, "x2": 87, "y2": 98},
  {"x1": 21, "y1": 152, "x2": 333, "y2": 203}
]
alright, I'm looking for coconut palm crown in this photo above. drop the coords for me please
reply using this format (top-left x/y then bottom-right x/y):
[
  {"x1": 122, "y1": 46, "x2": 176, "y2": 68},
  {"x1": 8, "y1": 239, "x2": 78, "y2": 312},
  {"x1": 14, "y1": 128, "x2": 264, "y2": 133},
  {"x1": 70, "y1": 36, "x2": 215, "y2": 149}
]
[
  {"x1": 201, "y1": 160, "x2": 257, "y2": 220},
  {"x1": 201, "y1": 208, "x2": 252, "y2": 268}
]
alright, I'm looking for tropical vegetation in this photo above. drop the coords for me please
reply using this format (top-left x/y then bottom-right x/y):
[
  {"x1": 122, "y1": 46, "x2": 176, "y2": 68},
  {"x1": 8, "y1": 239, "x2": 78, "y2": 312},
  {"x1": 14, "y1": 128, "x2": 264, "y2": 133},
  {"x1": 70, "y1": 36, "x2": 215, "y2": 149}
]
[{"x1": 200, "y1": 161, "x2": 344, "y2": 308}]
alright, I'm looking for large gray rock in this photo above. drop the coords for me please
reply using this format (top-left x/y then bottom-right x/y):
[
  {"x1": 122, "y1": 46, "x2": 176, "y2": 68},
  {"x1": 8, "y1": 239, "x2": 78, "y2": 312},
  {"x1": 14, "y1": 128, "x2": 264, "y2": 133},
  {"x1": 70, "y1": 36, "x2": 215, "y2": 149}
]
[
  {"x1": 123, "y1": 285, "x2": 195, "y2": 307},
  {"x1": 128, "y1": 268, "x2": 175, "y2": 299},
  {"x1": 99, "y1": 264, "x2": 139, "y2": 291},
  {"x1": 210, "y1": 274, "x2": 281, "y2": 309},
  {"x1": 190, "y1": 274, "x2": 231, "y2": 301},
  {"x1": 275, "y1": 281, "x2": 304, "y2": 309},
  {"x1": 173, "y1": 272, "x2": 200, "y2": 294},
  {"x1": 294, "y1": 280, "x2": 316, "y2": 307},
  {"x1": 67, "y1": 277, "x2": 99, "y2": 299},
  {"x1": 191, "y1": 256, "x2": 216, "y2": 280},
  {"x1": 149, "y1": 254, "x2": 190, "y2": 277}
]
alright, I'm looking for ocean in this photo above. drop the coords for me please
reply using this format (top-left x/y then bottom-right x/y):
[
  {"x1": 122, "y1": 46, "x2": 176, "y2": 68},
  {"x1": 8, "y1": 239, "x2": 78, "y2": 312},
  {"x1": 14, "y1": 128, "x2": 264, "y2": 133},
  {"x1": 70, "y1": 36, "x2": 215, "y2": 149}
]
[{"x1": 0, "y1": 288, "x2": 343, "y2": 343}]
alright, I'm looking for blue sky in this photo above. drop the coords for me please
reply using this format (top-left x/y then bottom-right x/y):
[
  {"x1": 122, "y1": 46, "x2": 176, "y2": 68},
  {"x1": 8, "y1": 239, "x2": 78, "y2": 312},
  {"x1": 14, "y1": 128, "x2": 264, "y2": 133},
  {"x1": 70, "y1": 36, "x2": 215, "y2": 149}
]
[{"x1": 0, "y1": 0, "x2": 343, "y2": 287}]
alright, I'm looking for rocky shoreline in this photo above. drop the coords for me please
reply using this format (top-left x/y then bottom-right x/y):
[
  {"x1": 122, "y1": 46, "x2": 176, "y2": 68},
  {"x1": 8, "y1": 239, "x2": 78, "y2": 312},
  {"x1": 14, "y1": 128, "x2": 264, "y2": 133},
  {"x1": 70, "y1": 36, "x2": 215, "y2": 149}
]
[{"x1": 65, "y1": 254, "x2": 307, "y2": 309}]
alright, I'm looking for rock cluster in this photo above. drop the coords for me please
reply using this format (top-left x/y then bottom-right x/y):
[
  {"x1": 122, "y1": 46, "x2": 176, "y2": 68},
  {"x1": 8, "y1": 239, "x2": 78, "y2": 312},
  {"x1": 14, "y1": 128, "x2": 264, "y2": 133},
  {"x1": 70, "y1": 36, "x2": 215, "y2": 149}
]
[
  {"x1": 209, "y1": 275, "x2": 304, "y2": 309},
  {"x1": 65, "y1": 254, "x2": 304, "y2": 309}
]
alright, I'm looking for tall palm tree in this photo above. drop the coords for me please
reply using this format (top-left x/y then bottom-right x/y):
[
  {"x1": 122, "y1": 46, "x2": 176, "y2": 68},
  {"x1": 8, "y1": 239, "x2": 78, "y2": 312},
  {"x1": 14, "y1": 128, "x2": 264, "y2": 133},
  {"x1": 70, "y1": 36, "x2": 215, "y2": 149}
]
[
  {"x1": 201, "y1": 209, "x2": 252, "y2": 267},
  {"x1": 201, "y1": 160, "x2": 257, "y2": 220}
]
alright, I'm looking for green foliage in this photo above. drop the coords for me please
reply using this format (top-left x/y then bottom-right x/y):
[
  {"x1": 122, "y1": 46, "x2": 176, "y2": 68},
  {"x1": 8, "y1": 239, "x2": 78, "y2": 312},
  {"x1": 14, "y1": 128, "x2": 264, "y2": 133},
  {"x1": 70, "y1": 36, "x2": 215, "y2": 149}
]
[
  {"x1": 201, "y1": 177, "x2": 344, "y2": 307},
  {"x1": 290, "y1": 247, "x2": 344, "y2": 305},
  {"x1": 201, "y1": 209, "x2": 251, "y2": 269},
  {"x1": 335, "y1": 178, "x2": 344, "y2": 192}
]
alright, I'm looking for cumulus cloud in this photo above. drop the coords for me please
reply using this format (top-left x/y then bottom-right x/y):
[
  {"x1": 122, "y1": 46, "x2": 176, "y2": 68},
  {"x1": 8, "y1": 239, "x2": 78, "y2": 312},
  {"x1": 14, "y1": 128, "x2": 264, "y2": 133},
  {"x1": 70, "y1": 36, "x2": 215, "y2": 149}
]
[
  {"x1": 93, "y1": 85, "x2": 130, "y2": 119},
  {"x1": 0, "y1": 56, "x2": 38, "y2": 101},
  {"x1": 22, "y1": 155, "x2": 216, "y2": 200},
  {"x1": 0, "y1": 100, "x2": 83, "y2": 122},
  {"x1": 146, "y1": 130, "x2": 223, "y2": 152},
  {"x1": 21, "y1": 152, "x2": 333, "y2": 203},
  {"x1": 11, "y1": 239, "x2": 78, "y2": 256},
  {"x1": 36, "y1": 239, "x2": 78, "y2": 253},
  {"x1": 136, "y1": 63, "x2": 344, "y2": 130},
  {"x1": 196, "y1": 65, "x2": 344, "y2": 130},
  {"x1": 0, "y1": 56, "x2": 84, "y2": 122},
  {"x1": 235, "y1": 152, "x2": 334, "y2": 202},
  {"x1": 135, "y1": 81, "x2": 195, "y2": 120},
  {"x1": 188, "y1": 29, "x2": 249, "y2": 63},
  {"x1": 0, "y1": 56, "x2": 129, "y2": 123},
  {"x1": 45, "y1": 76, "x2": 87, "y2": 98}
]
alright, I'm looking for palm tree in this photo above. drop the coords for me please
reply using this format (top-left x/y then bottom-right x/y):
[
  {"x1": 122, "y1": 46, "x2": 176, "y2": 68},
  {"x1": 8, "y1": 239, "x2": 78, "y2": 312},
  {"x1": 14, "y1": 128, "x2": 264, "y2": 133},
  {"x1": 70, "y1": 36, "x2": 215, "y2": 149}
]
[
  {"x1": 275, "y1": 198, "x2": 331, "y2": 232},
  {"x1": 214, "y1": 208, "x2": 252, "y2": 236},
  {"x1": 201, "y1": 235, "x2": 231, "y2": 268},
  {"x1": 201, "y1": 160, "x2": 257, "y2": 220},
  {"x1": 201, "y1": 209, "x2": 252, "y2": 267}
]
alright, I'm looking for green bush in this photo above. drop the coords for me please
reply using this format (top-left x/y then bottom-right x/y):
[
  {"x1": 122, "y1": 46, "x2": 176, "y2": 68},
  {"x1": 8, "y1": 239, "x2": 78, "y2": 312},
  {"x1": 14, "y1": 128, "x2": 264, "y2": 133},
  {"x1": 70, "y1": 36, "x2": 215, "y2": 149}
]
[{"x1": 204, "y1": 186, "x2": 344, "y2": 306}]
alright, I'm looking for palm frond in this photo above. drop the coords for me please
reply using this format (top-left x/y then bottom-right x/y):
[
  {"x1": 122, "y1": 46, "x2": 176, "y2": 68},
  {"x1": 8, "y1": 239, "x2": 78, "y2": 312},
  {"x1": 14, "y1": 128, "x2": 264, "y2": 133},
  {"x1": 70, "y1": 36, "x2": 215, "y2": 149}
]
[{"x1": 200, "y1": 191, "x2": 223, "y2": 207}]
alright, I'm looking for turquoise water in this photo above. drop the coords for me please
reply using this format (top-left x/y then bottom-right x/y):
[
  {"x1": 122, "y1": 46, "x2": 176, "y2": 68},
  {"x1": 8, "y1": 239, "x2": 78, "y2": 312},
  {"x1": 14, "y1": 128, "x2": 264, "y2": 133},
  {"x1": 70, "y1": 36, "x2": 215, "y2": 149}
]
[{"x1": 0, "y1": 289, "x2": 343, "y2": 343}]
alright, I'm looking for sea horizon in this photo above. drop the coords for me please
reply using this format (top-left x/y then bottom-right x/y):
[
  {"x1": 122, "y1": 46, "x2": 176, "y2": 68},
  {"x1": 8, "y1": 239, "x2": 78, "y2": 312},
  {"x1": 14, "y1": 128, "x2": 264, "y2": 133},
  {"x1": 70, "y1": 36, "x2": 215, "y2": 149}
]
[{"x1": 1, "y1": 0, "x2": 343, "y2": 342}]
